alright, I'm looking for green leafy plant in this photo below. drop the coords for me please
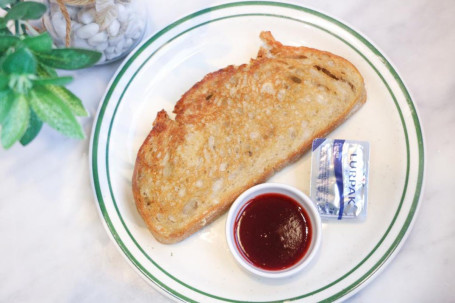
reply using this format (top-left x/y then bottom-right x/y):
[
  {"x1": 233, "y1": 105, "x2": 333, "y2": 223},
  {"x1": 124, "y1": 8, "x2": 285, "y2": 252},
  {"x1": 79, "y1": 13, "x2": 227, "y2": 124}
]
[{"x1": 0, "y1": 0, "x2": 101, "y2": 149}]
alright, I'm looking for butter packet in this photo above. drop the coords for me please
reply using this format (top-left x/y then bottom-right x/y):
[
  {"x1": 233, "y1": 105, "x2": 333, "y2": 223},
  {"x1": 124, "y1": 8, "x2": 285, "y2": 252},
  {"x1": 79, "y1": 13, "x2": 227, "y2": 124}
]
[{"x1": 310, "y1": 138, "x2": 370, "y2": 220}]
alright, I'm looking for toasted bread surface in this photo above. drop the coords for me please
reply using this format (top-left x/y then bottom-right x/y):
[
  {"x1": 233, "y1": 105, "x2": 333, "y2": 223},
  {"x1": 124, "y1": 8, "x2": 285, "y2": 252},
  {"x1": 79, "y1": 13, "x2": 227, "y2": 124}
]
[{"x1": 133, "y1": 31, "x2": 366, "y2": 243}]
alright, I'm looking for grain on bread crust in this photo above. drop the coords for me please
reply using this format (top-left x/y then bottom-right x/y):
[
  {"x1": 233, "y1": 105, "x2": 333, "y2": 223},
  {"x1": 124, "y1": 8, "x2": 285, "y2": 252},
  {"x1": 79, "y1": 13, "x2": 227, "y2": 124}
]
[{"x1": 133, "y1": 31, "x2": 366, "y2": 244}]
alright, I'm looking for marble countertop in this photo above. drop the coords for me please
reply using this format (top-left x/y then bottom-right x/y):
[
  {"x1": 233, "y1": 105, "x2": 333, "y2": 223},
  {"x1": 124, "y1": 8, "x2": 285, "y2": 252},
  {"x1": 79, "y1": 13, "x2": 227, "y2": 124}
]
[{"x1": 1, "y1": 0, "x2": 454, "y2": 302}]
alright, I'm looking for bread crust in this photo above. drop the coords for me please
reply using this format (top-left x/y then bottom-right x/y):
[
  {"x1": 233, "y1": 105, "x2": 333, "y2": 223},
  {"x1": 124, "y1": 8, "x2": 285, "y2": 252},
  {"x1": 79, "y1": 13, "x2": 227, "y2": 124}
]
[{"x1": 133, "y1": 31, "x2": 366, "y2": 244}]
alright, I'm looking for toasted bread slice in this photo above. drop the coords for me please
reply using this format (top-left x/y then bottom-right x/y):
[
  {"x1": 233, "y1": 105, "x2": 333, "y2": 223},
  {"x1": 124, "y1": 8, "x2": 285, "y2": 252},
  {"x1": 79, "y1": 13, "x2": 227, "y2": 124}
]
[{"x1": 133, "y1": 31, "x2": 366, "y2": 244}]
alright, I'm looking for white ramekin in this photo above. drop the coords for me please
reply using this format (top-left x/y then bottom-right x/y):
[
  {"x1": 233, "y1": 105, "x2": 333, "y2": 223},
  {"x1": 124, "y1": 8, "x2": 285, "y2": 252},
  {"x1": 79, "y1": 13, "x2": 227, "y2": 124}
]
[{"x1": 225, "y1": 183, "x2": 322, "y2": 279}]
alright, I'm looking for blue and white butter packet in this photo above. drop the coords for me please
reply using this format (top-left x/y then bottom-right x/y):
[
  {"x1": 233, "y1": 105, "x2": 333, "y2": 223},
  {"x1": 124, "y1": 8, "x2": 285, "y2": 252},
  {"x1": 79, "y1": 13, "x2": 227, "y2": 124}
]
[{"x1": 310, "y1": 138, "x2": 370, "y2": 220}]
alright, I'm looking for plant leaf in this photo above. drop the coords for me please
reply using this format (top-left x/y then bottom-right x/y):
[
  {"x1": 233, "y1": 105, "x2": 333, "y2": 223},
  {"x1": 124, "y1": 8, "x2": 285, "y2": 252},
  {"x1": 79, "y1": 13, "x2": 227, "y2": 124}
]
[
  {"x1": 19, "y1": 106, "x2": 42, "y2": 145},
  {"x1": 0, "y1": 0, "x2": 15, "y2": 9},
  {"x1": 0, "y1": 18, "x2": 6, "y2": 30},
  {"x1": 1, "y1": 93, "x2": 29, "y2": 149},
  {"x1": 37, "y1": 62, "x2": 58, "y2": 78},
  {"x1": 3, "y1": 47, "x2": 37, "y2": 74},
  {"x1": 43, "y1": 84, "x2": 88, "y2": 116},
  {"x1": 29, "y1": 85, "x2": 85, "y2": 139},
  {"x1": 22, "y1": 33, "x2": 53, "y2": 53},
  {"x1": 0, "y1": 35, "x2": 19, "y2": 52},
  {"x1": 35, "y1": 65, "x2": 87, "y2": 116},
  {"x1": 0, "y1": 74, "x2": 9, "y2": 90},
  {"x1": 5, "y1": 2, "x2": 47, "y2": 21},
  {"x1": 0, "y1": 17, "x2": 6, "y2": 30},
  {"x1": 0, "y1": 27, "x2": 12, "y2": 35},
  {"x1": 33, "y1": 76, "x2": 73, "y2": 86},
  {"x1": 0, "y1": 90, "x2": 13, "y2": 123},
  {"x1": 35, "y1": 48, "x2": 101, "y2": 70}
]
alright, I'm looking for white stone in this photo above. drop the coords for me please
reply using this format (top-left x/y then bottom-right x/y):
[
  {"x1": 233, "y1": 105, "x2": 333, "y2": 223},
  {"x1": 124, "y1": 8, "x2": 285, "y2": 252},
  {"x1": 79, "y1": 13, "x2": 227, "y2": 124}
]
[
  {"x1": 124, "y1": 38, "x2": 133, "y2": 49},
  {"x1": 124, "y1": 21, "x2": 137, "y2": 38},
  {"x1": 66, "y1": 6, "x2": 79, "y2": 19},
  {"x1": 131, "y1": 29, "x2": 142, "y2": 40},
  {"x1": 70, "y1": 20, "x2": 82, "y2": 32},
  {"x1": 115, "y1": 38, "x2": 125, "y2": 53},
  {"x1": 76, "y1": 23, "x2": 99, "y2": 39},
  {"x1": 88, "y1": 31, "x2": 108, "y2": 46},
  {"x1": 117, "y1": 4, "x2": 128, "y2": 23},
  {"x1": 95, "y1": 41, "x2": 108, "y2": 52},
  {"x1": 50, "y1": 4, "x2": 60, "y2": 14},
  {"x1": 77, "y1": 8, "x2": 96, "y2": 25},
  {"x1": 105, "y1": 51, "x2": 117, "y2": 60},
  {"x1": 107, "y1": 19, "x2": 120, "y2": 37},
  {"x1": 71, "y1": 38, "x2": 90, "y2": 49},
  {"x1": 98, "y1": 53, "x2": 106, "y2": 64},
  {"x1": 130, "y1": 18, "x2": 144, "y2": 40},
  {"x1": 51, "y1": 12, "x2": 67, "y2": 39},
  {"x1": 108, "y1": 34, "x2": 124, "y2": 46},
  {"x1": 104, "y1": 46, "x2": 115, "y2": 54},
  {"x1": 137, "y1": 19, "x2": 145, "y2": 30}
]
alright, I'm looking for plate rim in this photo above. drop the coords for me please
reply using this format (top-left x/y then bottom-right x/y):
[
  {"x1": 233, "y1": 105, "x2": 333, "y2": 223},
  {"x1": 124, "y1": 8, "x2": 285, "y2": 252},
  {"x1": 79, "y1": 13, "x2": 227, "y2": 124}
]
[{"x1": 89, "y1": 1, "x2": 425, "y2": 302}]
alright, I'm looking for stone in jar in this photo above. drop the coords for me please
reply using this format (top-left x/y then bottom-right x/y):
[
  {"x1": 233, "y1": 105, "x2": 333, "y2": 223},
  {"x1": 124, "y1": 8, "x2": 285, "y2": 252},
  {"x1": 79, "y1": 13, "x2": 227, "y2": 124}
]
[{"x1": 44, "y1": 0, "x2": 146, "y2": 64}]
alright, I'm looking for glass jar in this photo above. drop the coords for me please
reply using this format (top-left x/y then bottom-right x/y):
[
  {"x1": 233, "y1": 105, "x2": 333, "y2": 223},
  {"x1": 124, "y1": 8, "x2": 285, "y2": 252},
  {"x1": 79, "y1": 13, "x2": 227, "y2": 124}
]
[{"x1": 43, "y1": 0, "x2": 146, "y2": 65}]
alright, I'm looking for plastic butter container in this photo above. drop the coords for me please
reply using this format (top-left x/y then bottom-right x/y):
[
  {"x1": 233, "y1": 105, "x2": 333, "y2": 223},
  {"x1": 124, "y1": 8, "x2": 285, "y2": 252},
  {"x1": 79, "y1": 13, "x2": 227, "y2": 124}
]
[{"x1": 310, "y1": 138, "x2": 370, "y2": 220}]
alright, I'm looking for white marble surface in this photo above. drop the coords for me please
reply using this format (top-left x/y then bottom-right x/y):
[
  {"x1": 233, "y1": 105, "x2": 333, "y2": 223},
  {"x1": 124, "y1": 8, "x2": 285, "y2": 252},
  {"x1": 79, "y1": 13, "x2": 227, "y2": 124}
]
[{"x1": 1, "y1": 0, "x2": 454, "y2": 302}]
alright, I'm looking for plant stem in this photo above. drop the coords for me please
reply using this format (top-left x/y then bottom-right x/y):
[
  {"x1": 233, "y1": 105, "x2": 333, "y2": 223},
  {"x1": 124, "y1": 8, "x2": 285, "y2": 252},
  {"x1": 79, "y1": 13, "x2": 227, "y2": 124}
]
[
  {"x1": 14, "y1": 20, "x2": 19, "y2": 35},
  {"x1": 11, "y1": 0, "x2": 18, "y2": 34},
  {"x1": 20, "y1": 21, "x2": 40, "y2": 36}
]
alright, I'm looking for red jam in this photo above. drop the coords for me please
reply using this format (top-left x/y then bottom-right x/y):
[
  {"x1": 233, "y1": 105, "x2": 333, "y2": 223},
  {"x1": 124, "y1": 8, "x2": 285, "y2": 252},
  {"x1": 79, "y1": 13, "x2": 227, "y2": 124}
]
[{"x1": 234, "y1": 193, "x2": 312, "y2": 270}]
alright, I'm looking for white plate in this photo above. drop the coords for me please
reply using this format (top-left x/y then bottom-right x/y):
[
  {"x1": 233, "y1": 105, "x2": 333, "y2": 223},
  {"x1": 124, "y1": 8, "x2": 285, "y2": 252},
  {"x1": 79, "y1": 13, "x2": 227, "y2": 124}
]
[{"x1": 90, "y1": 2, "x2": 424, "y2": 302}]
